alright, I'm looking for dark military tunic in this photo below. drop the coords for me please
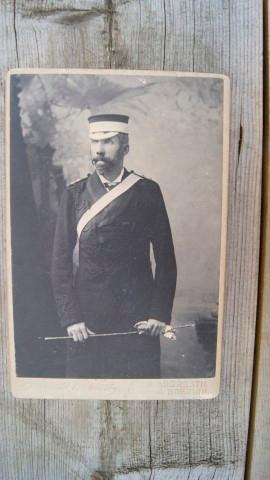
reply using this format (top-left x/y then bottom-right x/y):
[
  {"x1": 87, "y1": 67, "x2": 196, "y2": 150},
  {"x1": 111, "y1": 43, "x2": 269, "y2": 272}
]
[{"x1": 51, "y1": 169, "x2": 177, "y2": 378}]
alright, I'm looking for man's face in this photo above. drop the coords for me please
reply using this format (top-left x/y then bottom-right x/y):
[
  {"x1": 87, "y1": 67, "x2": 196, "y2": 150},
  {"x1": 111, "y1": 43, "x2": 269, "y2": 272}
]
[{"x1": 90, "y1": 135, "x2": 125, "y2": 176}]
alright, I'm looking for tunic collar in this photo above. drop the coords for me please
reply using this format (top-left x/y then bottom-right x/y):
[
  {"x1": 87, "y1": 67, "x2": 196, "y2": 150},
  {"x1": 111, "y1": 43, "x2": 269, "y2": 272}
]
[
  {"x1": 97, "y1": 168, "x2": 125, "y2": 187},
  {"x1": 86, "y1": 168, "x2": 130, "y2": 205}
]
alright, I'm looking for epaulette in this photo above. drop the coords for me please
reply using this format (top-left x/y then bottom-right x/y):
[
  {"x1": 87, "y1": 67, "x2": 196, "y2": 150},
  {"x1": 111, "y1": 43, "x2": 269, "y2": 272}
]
[
  {"x1": 132, "y1": 170, "x2": 154, "y2": 181},
  {"x1": 67, "y1": 176, "x2": 89, "y2": 196},
  {"x1": 68, "y1": 175, "x2": 88, "y2": 187}
]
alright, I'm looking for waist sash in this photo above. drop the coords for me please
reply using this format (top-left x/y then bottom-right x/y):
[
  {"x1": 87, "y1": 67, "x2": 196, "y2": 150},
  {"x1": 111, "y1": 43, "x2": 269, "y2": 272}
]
[{"x1": 73, "y1": 173, "x2": 141, "y2": 272}]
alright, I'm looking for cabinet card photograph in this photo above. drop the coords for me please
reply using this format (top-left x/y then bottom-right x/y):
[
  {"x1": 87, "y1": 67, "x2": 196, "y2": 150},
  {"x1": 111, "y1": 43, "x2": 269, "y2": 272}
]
[{"x1": 6, "y1": 69, "x2": 229, "y2": 399}]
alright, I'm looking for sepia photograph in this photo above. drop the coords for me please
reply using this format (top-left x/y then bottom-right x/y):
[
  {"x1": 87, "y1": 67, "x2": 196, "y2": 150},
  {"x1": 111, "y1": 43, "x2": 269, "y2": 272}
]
[{"x1": 6, "y1": 69, "x2": 229, "y2": 399}]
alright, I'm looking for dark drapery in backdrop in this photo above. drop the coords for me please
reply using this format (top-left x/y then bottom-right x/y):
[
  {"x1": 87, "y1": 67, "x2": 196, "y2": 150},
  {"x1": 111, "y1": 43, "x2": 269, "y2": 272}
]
[{"x1": 10, "y1": 75, "x2": 65, "y2": 377}]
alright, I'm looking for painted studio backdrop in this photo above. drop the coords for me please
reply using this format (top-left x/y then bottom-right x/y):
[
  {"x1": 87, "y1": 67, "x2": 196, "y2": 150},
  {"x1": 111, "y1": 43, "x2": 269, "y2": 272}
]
[{"x1": 10, "y1": 73, "x2": 223, "y2": 378}]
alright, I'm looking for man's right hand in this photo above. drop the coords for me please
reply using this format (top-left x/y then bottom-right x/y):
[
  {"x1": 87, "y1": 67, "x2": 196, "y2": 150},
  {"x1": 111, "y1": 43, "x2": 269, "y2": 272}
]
[{"x1": 67, "y1": 322, "x2": 94, "y2": 342}]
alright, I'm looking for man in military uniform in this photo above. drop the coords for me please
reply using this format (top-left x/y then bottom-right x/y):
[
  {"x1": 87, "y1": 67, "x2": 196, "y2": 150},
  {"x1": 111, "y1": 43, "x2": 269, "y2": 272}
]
[{"x1": 51, "y1": 114, "x2": 177, "y2": 378}]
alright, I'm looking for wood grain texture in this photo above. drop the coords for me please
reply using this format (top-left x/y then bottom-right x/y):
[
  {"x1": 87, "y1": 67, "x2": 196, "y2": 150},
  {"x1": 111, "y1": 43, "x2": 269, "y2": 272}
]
[
  {"x1": 0, "y1": 1, "x2": 263, "y2": 479},
  {"x1": 246, "y1": 1, "x2": 270, "y2": 479}
]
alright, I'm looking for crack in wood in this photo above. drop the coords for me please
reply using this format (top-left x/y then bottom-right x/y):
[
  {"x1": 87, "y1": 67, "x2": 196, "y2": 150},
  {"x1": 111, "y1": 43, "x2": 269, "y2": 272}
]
[
  {"x1": 209, "y1": 409, "x2": 213, "y2": 464},
  {"x1": 238, "y1": 124, "x2": 243, "y2": 163},
  {"x1": 187, "y1": 402, "x2": 192, "y2": 466},
  {"x1": 105, "y1": 0, "x2": 115, "y2": 68},
  {"x1": 103, "y1": 0, "x2": 130, "y2": 69},
  {"x1": 192, "y1": 0, "x2": 196, "y2": 72},
  {"x1": 234, "y1": 97, "x2": 244, "y2": 196},
  {"x1": 211, "y1": 466, "x2": 218, "y2": 479},
  {"x1": 186, "y1": 466, "x2": 192, "y2": 480},
  {"x1": 137, "y1": 0, "x2": 142, "y2": 68},
  {"x1": 21, "y1": 5, "x2": 114, "y2": 25},
  {"x1": 13, "y1": 0, "x2": 19, "y2": 66},
  {"x1": 234, "y1": 121, "x2": 244, "y2": 195},
  {"x1": 43, "y1": 401, "x2": 46, "y2": 478},
  {"x1": 106, "y1": 459, "x2": 239, "y2": 476},
  {"x1": 33, "y1": 26, "x2": 40, "y2": 67},
  {"x1": 162, "y1": 0, "x2": 167, "y2": 69},
  {"x1": 148, "y1": 412, "x2": 154, "y2": 479},
  {"x1": 91, "y1": 471, "x2": 111, "y2": 480}
]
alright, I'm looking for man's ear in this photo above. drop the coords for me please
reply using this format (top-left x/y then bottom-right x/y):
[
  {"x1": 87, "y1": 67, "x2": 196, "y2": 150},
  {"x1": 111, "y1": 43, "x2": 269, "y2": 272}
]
[{"x1": 123, "y1": 144, "x2": 129, "y2": 156}]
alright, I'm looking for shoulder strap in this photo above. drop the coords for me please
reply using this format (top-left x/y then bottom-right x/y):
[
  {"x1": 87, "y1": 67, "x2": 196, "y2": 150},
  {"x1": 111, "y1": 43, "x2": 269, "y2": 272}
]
[
  {"x1": 76, "y1": 172, "x2": 141, "y2": 239},
  {"x1": 72, "y1": 173, "x2": 141, "y2": 274}
]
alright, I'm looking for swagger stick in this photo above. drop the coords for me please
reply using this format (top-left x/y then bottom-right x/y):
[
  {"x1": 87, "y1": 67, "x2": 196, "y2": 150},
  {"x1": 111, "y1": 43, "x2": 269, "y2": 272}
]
[
  {"x1": 41, "y1": 323, "x2": 195, "y2": 341},
  {"x1": 43, "y1": 331, "x2": 138, "y2": 340}
]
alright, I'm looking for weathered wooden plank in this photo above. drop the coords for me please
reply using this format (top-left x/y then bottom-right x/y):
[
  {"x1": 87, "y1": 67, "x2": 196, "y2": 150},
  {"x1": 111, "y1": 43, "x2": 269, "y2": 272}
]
[
  {"x1": 114, "y1": 0, "x2": 262, "y2": 477},
  {"x1": 0, "y1": 3, "x2": 46, "y2": 480},
  {"x1": 42, "y1": 400, "x2": 103, "y2": 478},
  {"x1": 0, "y1": 1, "x2": 263, "y2": 480},
  {"x1": 245, "y1": 1, "x2": 270, "y2": 479},
  {"x1": 12, "y1": 0, "x2": 107, "y2": 68},
  {"x1": 115, "y1": 465, "x2": 242, "y2": 480}
]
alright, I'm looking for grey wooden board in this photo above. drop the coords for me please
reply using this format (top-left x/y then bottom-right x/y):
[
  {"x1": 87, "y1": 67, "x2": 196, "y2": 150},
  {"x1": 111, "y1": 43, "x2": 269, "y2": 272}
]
[
  {"x1": 0, "y1": 1, "x2": 263, "y2": 479},
  {"x1": 246, "y1": 1, "x2": 270, "y2": 478}
]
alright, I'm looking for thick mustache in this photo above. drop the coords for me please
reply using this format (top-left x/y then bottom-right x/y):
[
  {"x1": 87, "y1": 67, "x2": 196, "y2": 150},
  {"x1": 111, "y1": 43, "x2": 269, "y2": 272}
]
[{"x1": 92, "y1": 156, "x2": 110, "y2": 164}]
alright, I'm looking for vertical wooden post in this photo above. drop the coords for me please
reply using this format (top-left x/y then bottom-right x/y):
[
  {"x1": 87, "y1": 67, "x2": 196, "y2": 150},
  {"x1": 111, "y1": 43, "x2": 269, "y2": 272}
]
[{"x1": 245, "y1": 1, "x2": 270, "y2": 478}]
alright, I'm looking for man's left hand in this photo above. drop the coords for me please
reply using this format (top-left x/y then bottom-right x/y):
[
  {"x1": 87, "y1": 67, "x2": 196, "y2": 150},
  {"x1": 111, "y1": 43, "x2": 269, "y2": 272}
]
[{"x1": 134, "y1": 319, "x2": 166, "y2": 337}]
